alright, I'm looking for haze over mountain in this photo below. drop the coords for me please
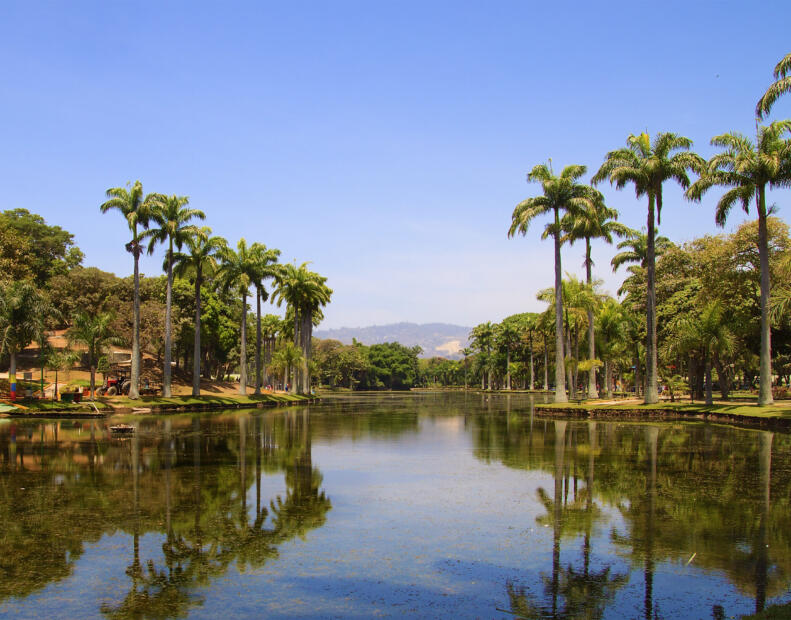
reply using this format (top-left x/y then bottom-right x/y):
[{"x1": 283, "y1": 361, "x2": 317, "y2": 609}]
[{"x1": 314, "y1": 322, "x2": 471, "y2": 360}]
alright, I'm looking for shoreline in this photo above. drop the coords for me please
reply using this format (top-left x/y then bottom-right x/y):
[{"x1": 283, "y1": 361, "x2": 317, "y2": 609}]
[{"x1": 1, "y1": 393, "x2": 318, "y2": 418}]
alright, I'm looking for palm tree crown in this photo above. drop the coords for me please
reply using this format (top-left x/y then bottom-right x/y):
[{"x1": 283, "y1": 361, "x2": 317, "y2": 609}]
[{"x1": 756, "y1": 52, "x2": 791, "y2": 120}]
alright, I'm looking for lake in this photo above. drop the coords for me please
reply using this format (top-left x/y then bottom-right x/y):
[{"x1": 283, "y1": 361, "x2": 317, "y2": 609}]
[{"x1": 0, "y1": 392, "x2": 789, "y2": 619}]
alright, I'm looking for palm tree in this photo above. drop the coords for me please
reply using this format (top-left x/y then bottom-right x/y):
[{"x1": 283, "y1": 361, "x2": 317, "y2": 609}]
[
  {"x1": 563, "y1": 191, "x2": 630, "y2": 398},
  {"x1": 144, "y1": 194, "x2": 205, "y2": 397},
  {"x1": 509, "y1": 162, "x2": 596, "y2": 403},
  {"x1": 596, "y1": 298, "x2": 627, "y2": 398},
  {"x1": 756, "y1": 53, "x2": 791, "y2": 120},
  {"x1": 687, "y1": 121, "x2": 791, "y2": 405},
  {"x1": 592, "y1": 133, "x2": 703, "y2": 404},
  {"x1": 216, "y1": 239, "x2": 258, "y2": 395},
  {"x1": 100, "y1": 181, "x2": 156, "y2": 399},
  {"x1": 172, "y1": 228, "x2": 226, "y2": 396},
  {"x1": 67, "y1": 310, "x2": 124, "y2": 399},
  {"x1": 611, "y1": 230, "x2": 672, "y2": 277},
  {"x1": 673, "y1": 302, "x2": 734, "y2": 405},
  {"x1": 273, "y1": 263, "x2": 332, "y2": 394},
  {"x1": 0, "y1": 281, "x2": 51, "y2": 400},
  {"x1": 470, "y1": 322, "x2": 495, "y2": 390},
  {"x1": 248, "y1": 244, "x2": 281, "y2": 395},
  {"x1": 260, "y1": 314, "x2": 281, "y2": 390}
]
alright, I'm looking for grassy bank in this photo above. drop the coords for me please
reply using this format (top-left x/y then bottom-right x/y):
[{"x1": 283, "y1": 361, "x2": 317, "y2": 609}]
[
  {"x1": 2, "y1": 392, "x2": 314, "y2": 416},
  {"x1": 535, "y1": 400, "x2": 791, "y2": 427}
]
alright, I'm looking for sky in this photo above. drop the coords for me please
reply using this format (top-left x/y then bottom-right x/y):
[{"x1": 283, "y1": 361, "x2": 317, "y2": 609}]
[{"x1": 2, "y1": 1, "x2": 791, "y2": 330}]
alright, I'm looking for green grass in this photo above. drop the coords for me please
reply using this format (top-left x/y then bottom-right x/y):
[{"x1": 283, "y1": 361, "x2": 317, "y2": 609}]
[
  {"x1": 536, "y1": 400, "x2": 791, "y2": 420},
  {"x1": 6, "y1": 398, "x2": 110, "y2": 413},
  {"x1": 741, "y1": 601, "x2": 791, "y2": 619},
  {"x1": 102, "y1": 392, "x2": 311, "y2": 409}
]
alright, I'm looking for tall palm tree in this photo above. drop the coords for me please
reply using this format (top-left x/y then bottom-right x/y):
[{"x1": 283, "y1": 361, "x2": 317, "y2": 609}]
[
  {"x1": 509, "y1": 162, "x2": 595, "y2": 403},
  {"x1": 687, "y1": 121, "x2": 791, "y2": 405},
  {"x1": 563, "y1": 191, "x2": 630, "y2": 398},
  {"x1": 470, "y1": 322, "x2": 495, "y2": 390},
  {"x1": 756, "y1": 53, "x2": 791, "y2": 120},
  {"x1": 144, "y1": 194, "x2": 205, "y2": 397},
  {"x1": 0, "y1": 281, "x2": 51, "y2": 400},
  {"x1": 273, "y1": 263, "x2": 332, "y2": 394},
  {"x1": 216, "y1": 239, "x2": 259, "y2": 395},
  {"x1": 248, "y1": 244, "x2": 281, "y2": 395},
  {"x1": 592, "y1": 133, "x2": 703, "y2": 404},
  {"x1": 260, "y1": 314, "x2": 281, "y2": 390},
  {"x1": 100, "y1": 181, "x2": 156, "y2": 399},
  {"x1": 67, "y1": 310, "x2": 124, "y2": 400},
  {"x1": 172, "y1": 228, "x2": 226, "y2": 396}
]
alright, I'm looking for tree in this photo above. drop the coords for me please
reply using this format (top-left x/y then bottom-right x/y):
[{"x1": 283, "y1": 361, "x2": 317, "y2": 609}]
[
  {"x1": 100, "y1": 181, "x2": 156, "y2": 399},
  {"x1": 687, "y1": 121, "x2": 791, "y2": 405},
  {"x1": 470, "y1": 322, "x2": 495, "y2": 390},
  {"x1": 273, "y1": 263, "x2": 332, "y2": 394},
  {"x1": 756, "y1": 53, "x2": 791, "y2": 120},
  {"x1": 673, "y1": 302, "x2": 734, "y2": 405},
  {"x1": 144, "y1": 194, "x2": 205, "y2": 397},
  {"x1": 0, "y1": 281, "x2": 51, "y2": 400},
  {"x1": 509, "y1": 162, "x2": 595, "y2": 403},
  {"x1": 248, "y1": 244, "x2": 281, "y2": 395},
  {"x1": 216, "y1": 239, "x2": 260, "y2": 395},
  {"x1": 593, "y1": 132, "x2": 703, "y2": 404},
  {"x1": 563, "y1": 192, "x2": 630, "y2": 398},
  {"x1": 172, "y1": 228, "x2": 226, "y2": 396},
  {"x1": 596, "y1": 298, "x2": 626, "y2": 398},
  {"x1": 67, "y1": 310, "x2": 123, "y2": 400}
]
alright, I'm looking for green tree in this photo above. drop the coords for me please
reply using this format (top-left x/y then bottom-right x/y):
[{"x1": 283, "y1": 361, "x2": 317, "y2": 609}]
[
  {"x1": 67, "y1": 310, "x2": 124, "y2": 399},
  {"x1": 593, "y1": 132, "x2": 703, "y2": 404},
  {"x1": 273, "y1": 263, "x2": 332, "y2": 394},
  {"x1": 172, "y1": 228, "x2": 226, "y2": 395},
  {"x1": 216, "y1": 239, "x2": 259, "y2": 395},
  {"x1": 563, "y1": 192, "x2": 630, "y2": 398},
  {"x1": 687, "y1": 121, "x2": 791, "y2": 405},
  {"x1": 0, "y1": 281, "x2": 52, "y2": 399},
  {"x1": 100, "y1": 181, "x2": 157, "y2": 399},
  {"x1": 509, "y1": 162, "x2": 595, "y2": 402},
  {"x1": 756, "y1": 52, "x2": 791, "y2": 120},
  {"x1": 470, "y1": 322, "x2": 495, "y2": 390},
  {"x1": 144, "y1": 194, "x2": 205, "y2": 397},
  {"x1": 248, "y1": 244, "x2": 281, "y2": 395}
]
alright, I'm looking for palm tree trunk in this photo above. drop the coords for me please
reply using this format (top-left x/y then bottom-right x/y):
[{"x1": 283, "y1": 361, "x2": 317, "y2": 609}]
[
  {"x1": 705, "y1": 349, "x2": 713, "y2": 406},
  {"x1": 90, "y1": 365, "x2": 96, "y2": 400},
  {"x1": 586, "y1": 238, "x2": 599, "y2": 398},
  {"x1": 645, "y1": 193, "x2": 659, "y2": 404},
  {"x1": 553, "y1": 216, "x2": 567, "y2": 402},
  {"x1": 239, "y1": 291, "x2": 247, "y2": 395},
  {"x1": 163, "y1": 247, "x2": 173, "y2": 397},
  {"x1": 757, "y1": 189, "x2": 774, "y2": 406},
  {"x1": 605, "y1": 359, "x2": 613, "y2": 398},
  {"x1": 529, "y1": 332, "x2": 535, "y2": 390},
  {"x1": 9, "y1": 351, "x2": 16, "y2": 401},
  {"x1": 193, "y1": 273, "x2": 202, "y2": 396},
  {"x1": 543, "y1": 333, "x2": 549, "y2": 390},
  {"x1": 301, "y1": 311, "x2": 311, "y2": 394},
  {"x1": 130, "y1": 239, "x2": 141, "y2": 400},
  {"x1": 255, "y1": 289, "x2": 262, "y2": 395},
  {"x1": 506, "y1": 349, "x2": 511, "y2": 390}
]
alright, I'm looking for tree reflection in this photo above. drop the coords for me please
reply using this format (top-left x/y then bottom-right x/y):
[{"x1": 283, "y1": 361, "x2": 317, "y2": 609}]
[
  {"x1": 0, "y1": 410, "x2": 331, "y2": 616},
  {"x1": 469, "y1": 413, "x2": 791, "y2": 618}
]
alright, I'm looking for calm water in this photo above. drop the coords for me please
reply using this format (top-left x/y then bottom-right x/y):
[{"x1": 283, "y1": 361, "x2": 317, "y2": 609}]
[{"x1": 0, "y1": 392, "x2": 789, "y2": 619}]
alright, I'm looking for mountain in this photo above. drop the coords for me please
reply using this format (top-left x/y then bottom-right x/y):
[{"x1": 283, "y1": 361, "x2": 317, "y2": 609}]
[{"x1": 314, "y1": 322, "x2": 472, "y2": 359}]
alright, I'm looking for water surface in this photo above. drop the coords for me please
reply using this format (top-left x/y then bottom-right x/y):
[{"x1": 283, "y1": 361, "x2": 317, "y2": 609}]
[{"x1": 0, "y1": 392, "x2": 789, "y2": 618}]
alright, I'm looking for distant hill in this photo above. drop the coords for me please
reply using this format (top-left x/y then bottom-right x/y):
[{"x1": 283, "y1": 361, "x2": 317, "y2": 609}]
[{"x1": 314, "y1": 322, "x2": 472, "y2": 360}]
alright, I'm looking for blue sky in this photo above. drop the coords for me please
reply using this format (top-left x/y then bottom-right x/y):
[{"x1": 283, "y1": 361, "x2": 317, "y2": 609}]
[{"x1": 2, "y1": 1, "x2": 790, "y2": 329}]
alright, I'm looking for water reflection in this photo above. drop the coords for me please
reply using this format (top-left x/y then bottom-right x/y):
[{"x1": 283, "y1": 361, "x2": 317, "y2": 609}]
[
  {"x1": 0, "y1": 410, "x2": 330, "y2": 616},
  {"x1": 470, "y1": 410, "x2": 791, "y2": 618},
  {"x1": 0, "y1": 393, "x2": 790, "y2": 618}
]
